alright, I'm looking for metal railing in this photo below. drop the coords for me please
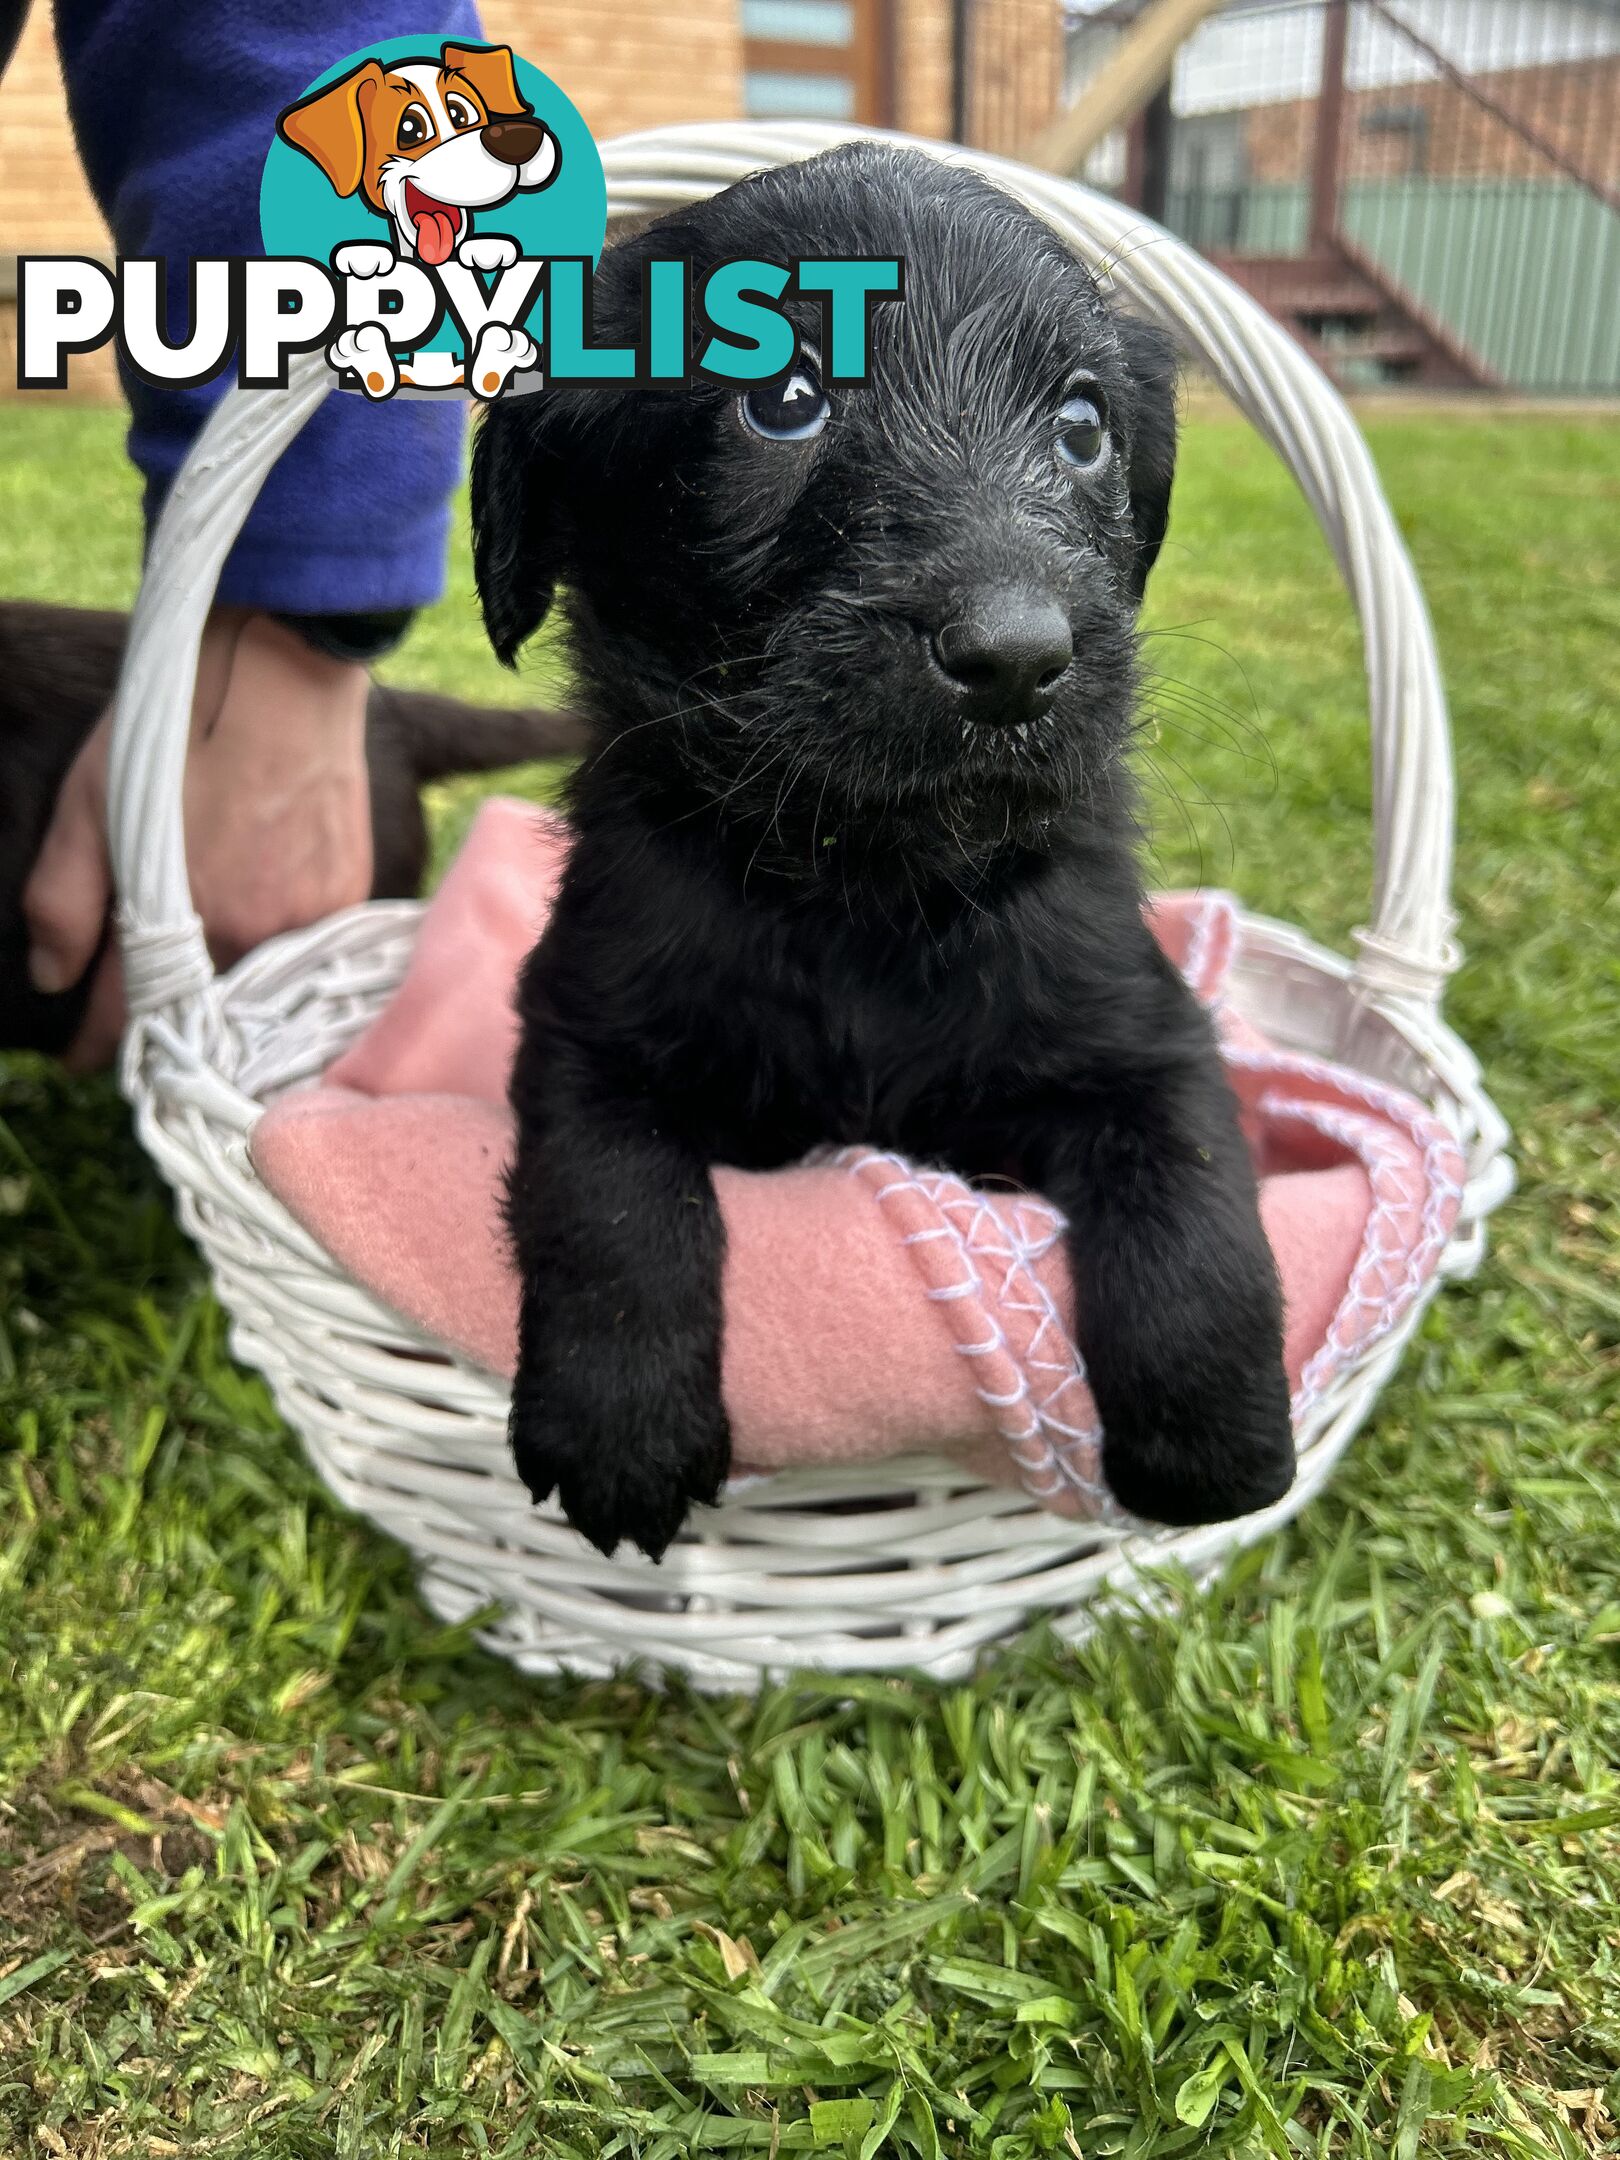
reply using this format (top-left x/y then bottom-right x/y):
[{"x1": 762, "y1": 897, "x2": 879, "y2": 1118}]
[{"x1": 1050, "y1": 0, "x2": 1620, "y2": 391}]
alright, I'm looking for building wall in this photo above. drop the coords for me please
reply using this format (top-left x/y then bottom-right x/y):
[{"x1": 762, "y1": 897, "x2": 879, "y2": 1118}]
[
  {"x1": 485, "y1": 0, "x2": 744, "y2": 140},
  {"x1": 1, "y1": 3, "x2": 110, "y2": 256},
  {"x1": 0, "y1": 6, "x2": 116, "y2": 397},
  {"x1": 1160, "y1": 0, "x2": 1620, "y2": 120},
  {"x1": 899, "y1": 0, "x2": 958, "y2": 139},
  {"x1": 1242, "y1": 53, "x2": 1620, "y2": 187},
  {"x1": 959, "y1": 0, "x2": 1063, "y2": 156}
]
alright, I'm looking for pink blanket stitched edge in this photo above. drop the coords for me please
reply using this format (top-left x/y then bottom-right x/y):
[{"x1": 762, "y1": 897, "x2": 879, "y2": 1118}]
[{"x1": 251, "y1": 798, "x2": 1466, "y2": 1519}]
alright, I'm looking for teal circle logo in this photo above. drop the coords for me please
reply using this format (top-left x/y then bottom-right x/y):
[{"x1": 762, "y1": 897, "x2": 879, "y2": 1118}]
[{"x1": 260, "y1": 36, "x2": 606, "y2": 379}]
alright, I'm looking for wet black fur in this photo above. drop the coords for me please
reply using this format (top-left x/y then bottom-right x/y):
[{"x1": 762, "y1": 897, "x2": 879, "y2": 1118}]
[{"x1": 472, "y1": 143, "x2": 1293, "y2": 1558}]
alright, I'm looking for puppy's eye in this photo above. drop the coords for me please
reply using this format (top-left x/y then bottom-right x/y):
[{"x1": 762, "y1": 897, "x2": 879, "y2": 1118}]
[
  {"x1": 1056, "y1": 393, "x2": 1108, "y2": 470},
  {"x1": 397, "y1": 104, "x2": 435, "y2": 150},
  {"x1": 739, "y1": 359, "x2": 831, "y2": 443},
  {"x1": 445, "y1": 94, "x2": 478, "y2": 130}
]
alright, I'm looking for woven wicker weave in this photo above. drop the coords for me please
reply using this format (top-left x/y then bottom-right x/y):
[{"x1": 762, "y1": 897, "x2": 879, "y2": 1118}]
[{"x1": 106, "y1": 123, "x2": 1511, "y2": 1687}]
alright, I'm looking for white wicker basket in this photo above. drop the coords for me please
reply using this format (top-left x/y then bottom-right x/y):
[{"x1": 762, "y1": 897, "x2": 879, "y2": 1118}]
[{"x1": 107, "y1": 123, "x2": 1511, "y2": 1687}]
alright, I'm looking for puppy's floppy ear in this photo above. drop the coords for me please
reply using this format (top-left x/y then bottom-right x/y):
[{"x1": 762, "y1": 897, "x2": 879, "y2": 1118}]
[
  {"x1": 472, "y1": 228, "x2": 670, "y2": 664},
  {"x1": 442, "y1": 42, "x2": 530, "y2": 119},
  {"x1": 472, "y1": 396, "x2": 573, "y2": 666},
  {"x1": 276, "y1": 61, "x2": 383, "y2": 199},
  {"x1": 1115, "y1": 314, "x2": 1179, "y2": 599}
]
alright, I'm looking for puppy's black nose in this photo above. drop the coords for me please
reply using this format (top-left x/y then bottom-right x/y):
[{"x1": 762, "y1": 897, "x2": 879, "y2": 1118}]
[
  {"x1": 482, "y1": 118, "x2": 545, "y2": 165},
  {"x1": 931, "y1": 591, "x2": 1073, "y2": 721}
]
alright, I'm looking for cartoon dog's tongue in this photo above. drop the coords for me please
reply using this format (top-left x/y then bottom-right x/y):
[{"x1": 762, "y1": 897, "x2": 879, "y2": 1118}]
[{"x1": 405, "y1": 181, "x2": 460, "y2": 266}]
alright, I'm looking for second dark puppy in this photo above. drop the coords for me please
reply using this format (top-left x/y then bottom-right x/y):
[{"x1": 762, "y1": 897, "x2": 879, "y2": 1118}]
[
  {"x1": 0, "y1": 601, "x2": 585, "y2": 1055},
  {"x1": 473, "y1": 143, "x2": 1295, "y2": 1557}
]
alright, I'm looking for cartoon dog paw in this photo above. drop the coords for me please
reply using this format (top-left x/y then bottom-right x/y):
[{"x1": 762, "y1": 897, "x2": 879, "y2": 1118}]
[
  {"x1": 457, "y1": 233, "x2": 520, "y2": 273},
  {"x1": 468, "y1": 321, "x2": 538, "y2": 401},
  {"x1": 332, "y1": 241, "x2": 396, "y2": 280},
  {"x1": 327, "y1": 323, "x2": 398, "y2": 400}
]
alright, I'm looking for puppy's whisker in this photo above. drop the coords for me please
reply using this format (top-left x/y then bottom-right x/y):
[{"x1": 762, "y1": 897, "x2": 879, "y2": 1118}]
[
  {"x1": 1136, "y1": 675, "x2": 1266, "y2": 749},
  {"x1": 804, "y1": 758, "x2": 839, "y2": 878},
  {"x1": 1137, "y1": 721, "x2": 1268, "y2": 786},
  {"x1": 1140, "y1": 627, "x2": 1265, "y2": 723},
  {"x1": 739, "y1": 743, "x2": 818, "y2": 887},
  {"x1": 702, "y1": 730, "x2": 799, "y2": 810},
  {"x1": 584, "y1": 647, "x2": 782, "y2": 770},
  {"x1": 1089, "y1": 227, "x2": 1168, "y2": 289},
  {"x1": 588, "y1": 688, "x2": 748, "y2": 765},
  {"x1": 1134, "y1": 690, "x2": 1275, "y2": 775},
  {"x1": 1136, "y1": 741, "x2": 1241, "y2": 888},
  {"x1": 660, "y1": 736, "x2": 798, "y2": 838}
]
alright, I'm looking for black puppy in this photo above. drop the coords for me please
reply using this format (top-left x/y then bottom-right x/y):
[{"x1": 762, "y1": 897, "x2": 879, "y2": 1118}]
[
  {"x1": 473, "y1": 143, "x2": 1294, "y2": 1558},
  {"x1": 0, "y1": 600, "x2": 585, "y2": 1055}
]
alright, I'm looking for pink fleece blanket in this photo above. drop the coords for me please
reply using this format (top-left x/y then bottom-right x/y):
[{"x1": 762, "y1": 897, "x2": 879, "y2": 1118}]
[{"x1": 252, "y1": 798, "x2": 1466, "y2": 1518}]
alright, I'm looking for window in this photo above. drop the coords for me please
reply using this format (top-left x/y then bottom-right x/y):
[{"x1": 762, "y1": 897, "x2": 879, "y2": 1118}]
[{"x1": 741, "y1": 0, "x2": 895, "y2": 125}]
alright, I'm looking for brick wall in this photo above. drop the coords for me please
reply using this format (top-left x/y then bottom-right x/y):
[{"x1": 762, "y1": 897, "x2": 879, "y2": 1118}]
[
  {"x1": 0, "y1": 6, "x2": 117, "y2": 398},
  {"x1": 960, "y1": 0, "x2": 1063, "y2": 157},
  {"x1": 0, "y1": 3, "x2": 110, "y2": 256},
  {"x1": 483, "y1": 0, "x2": 743, "y2": 141},
  {"x1": 898, "y1": 0, "x2": 957, "y2": 139},
  {"x1": 1243, "y1": 54, "x2": 1620, "y2": 188}
]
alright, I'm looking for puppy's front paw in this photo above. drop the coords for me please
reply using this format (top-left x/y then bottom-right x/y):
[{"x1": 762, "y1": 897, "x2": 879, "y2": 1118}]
[
  {"x1": 468, "y1": 321, "x2": 538, "y2": 401},
  {"x1": 333, "y1": 241, "x2": 396, "y2": 279},
  {"x1": 457, "y1": 233, "x2": 520, "y2": 272},
  {"x1": 510, "y1": 1337, "x2": 731, "y2": 1560},
  {"x1": 327, "y1": 323, "x2": 397, "y2": 399},
  {"x1": 1101, "y1": 1359, "x2": 1295, "y2": 1527}
]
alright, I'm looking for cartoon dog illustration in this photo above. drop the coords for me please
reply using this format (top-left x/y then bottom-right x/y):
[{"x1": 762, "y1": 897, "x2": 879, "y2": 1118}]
[
  {"x1": 277, "y1": 43, "x2": 558, "y2": 396},
  {"x1": 278, "y1": 43, "x2": 559, "y2": 264}
]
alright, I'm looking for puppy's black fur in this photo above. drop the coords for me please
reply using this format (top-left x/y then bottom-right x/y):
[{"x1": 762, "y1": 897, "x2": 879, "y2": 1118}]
[
  {"x1": 0, "y1": 600, "x2": 585, "y2": 1053},
  {"x1": 473, "y1": 144, "x2": 1294, "y2": 1557}
]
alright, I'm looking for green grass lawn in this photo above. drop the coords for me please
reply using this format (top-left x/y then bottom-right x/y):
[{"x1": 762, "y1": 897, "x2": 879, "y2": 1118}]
[{"x1": 0, "y1": 396, "x2": 1616, "y2": 2159}]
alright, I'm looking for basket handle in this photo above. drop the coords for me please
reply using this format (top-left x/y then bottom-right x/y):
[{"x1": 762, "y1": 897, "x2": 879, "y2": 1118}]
[
  {"x1": 108, "y1": 357, "x2": 334, "y2": 1025},
  {"x1": 109, "y1": 122, "x2": 1456, "y2": 1033}
]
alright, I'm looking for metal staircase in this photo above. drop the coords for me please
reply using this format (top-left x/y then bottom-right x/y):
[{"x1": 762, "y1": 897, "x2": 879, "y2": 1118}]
[{"x1": 1213, "y1": 245, "x2": 1496, "y2": 389}]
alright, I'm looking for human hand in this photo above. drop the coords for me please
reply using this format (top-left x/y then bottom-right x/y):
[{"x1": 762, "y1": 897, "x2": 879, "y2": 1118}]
[{"x1": 25, "y1": 607, "x2": 373, "y2": 1071}]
